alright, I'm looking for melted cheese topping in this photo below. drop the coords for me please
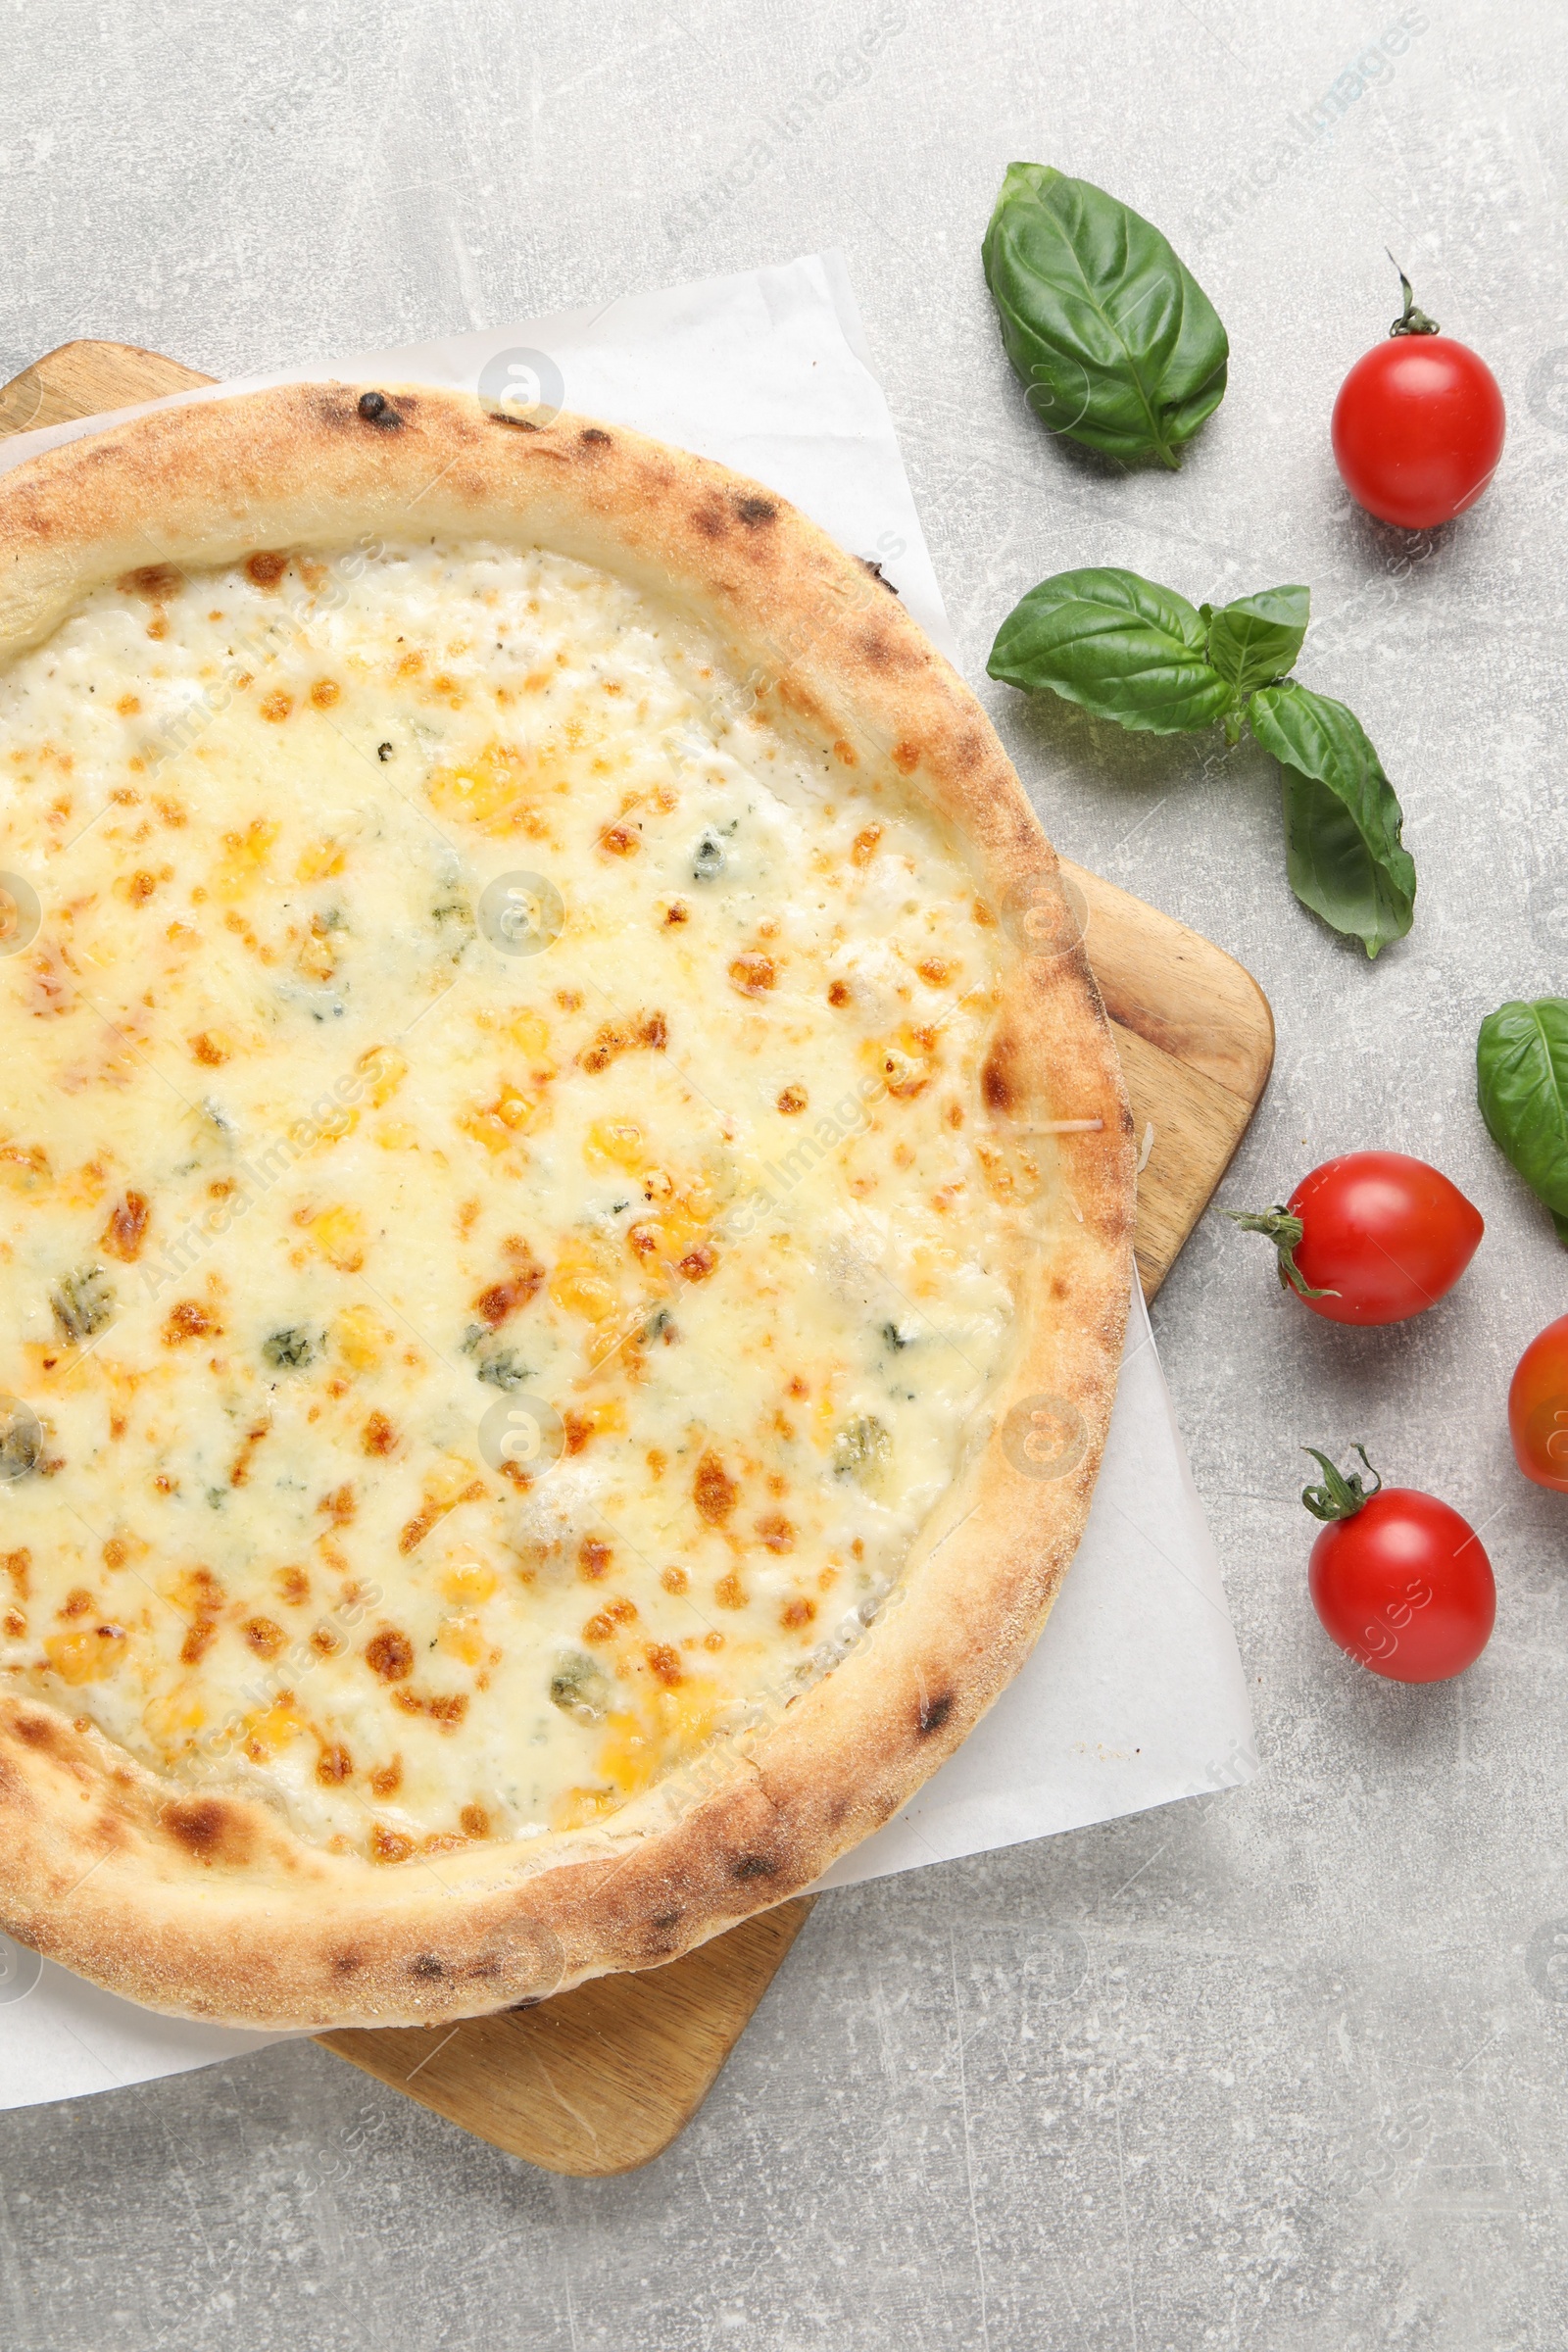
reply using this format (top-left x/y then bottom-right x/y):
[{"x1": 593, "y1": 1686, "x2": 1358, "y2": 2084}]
[{"x1": 0, "y1": 539, "x2": 1018, "y2": 1862}]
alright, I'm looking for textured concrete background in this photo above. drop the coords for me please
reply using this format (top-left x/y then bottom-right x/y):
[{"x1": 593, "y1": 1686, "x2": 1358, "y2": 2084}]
[{"x1": 3, "y1": 1, "x2": 1567, "y2": 2344}]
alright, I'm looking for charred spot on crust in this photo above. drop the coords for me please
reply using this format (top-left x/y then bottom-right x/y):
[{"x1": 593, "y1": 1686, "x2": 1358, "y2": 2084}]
[
  {"x1": 163, "y1": 1795, "x2": 253, "y2": 1866},
  {"x1": 651, "y1": 1908, "x2": 681, "y2": 1934},
  {"x1": 580, "y1": 426, "x2": 612, "y2": 447},
  {"x1": 691, "y1": 495, "x2": 727, "y2": 540},
  {"x1": 981, "y1": 1039, "x2": 1016, "y2": 1116},
  {"x1": 357, "y1": 390, "x2": 404, "y2": 430},
  {"x1": 410, "y1": 1952, "x2": 446, "y2": 1980},
  {"x1": 917, "y1": 1690, "x2": 955, "y2": 1736},
  {"x1": 331, "y1": 1947, "x2": 365, "y2": 1976},
  {"x1": 731, "y1": 1853, "x2": 776, "y2": 1881},
  {"x1": 120, "y1": 563, "x2": 183, "y2": 601},
  {"x1": 244, "y1": 551, "x2": 288, "y2": 590},
  {"x1": 858, "y1": 556, "x2": 899, "y2": 595},
  {"x1": 858, "y1": 624, "x2": 903, "y2": 670},
  {"x1": 952, "y1": 723, "x2": 987, "y2": 774},
  {"x1": 13, "y1": 1712, "x2": 60, "y2": 1750},
  {"x1": 735, "y1": 495, "x2": 776, "y2": 527}
]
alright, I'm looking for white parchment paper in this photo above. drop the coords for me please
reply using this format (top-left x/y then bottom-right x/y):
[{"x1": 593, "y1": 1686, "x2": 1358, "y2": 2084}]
[{"x1": 0, "y1": 252, "x2": 1255, "y2": 2109}]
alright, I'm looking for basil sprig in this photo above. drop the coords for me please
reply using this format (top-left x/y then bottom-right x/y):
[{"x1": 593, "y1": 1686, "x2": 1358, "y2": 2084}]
[
  {"x1": 981, "y1": 164, "x2": 1228, "y2": 469},
  {"x1": 1476, "y1": 999, "x2": 1568, "y2": 1244},
  {"x1": 988, "y1": 568, "x2": 1415, "y2": 958}
]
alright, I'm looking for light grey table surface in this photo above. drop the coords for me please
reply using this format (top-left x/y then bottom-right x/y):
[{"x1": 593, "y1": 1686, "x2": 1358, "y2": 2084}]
[{"x1": 3, "y1": 1, "x2": 1567, "y2": 2345}]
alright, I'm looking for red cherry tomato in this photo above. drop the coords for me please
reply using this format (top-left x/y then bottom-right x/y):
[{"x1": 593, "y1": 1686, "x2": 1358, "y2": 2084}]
[
  {"x1": 1301, "y1": 1446, "x2": 1494, "y2": 1683},
  {"x1": 1229, "y1": 1151, "x2": 1483, "y2": 1325},
  {"x1": 1332, "y1": 267, "x2": 1504, "y2": 530},
  {"x1": 1508, "y1": 1313, "x2": 1568, "y2": 1493}
]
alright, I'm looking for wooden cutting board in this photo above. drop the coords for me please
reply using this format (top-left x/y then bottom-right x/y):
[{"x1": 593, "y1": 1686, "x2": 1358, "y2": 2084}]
[{"x1": 1, "y1": 339, "x2": 1274, "y2": 2174}]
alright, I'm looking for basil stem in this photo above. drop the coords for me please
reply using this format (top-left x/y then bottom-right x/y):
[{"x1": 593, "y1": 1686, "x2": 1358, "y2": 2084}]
[
  {"x1": 1247, "y1": 684, "x2": 1416, "y2": 958},
  {"x1": 986, "y1": 566, "x2": 1232, "y2": 735},
  {"x1": 1476, "y1": 999, "x2": 1568, "y2": 1245},
  {"x1": 981, "y1": 164, "x2": 1229, "y2": 469}
]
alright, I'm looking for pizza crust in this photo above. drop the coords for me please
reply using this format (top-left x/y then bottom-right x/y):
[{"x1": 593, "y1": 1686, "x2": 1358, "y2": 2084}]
[{"x1": 0, "y1": 384, "x2": 1133, "y2": 2026}]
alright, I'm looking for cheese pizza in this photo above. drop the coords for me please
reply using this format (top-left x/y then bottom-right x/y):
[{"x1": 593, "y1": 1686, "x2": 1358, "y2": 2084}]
[{"x1": 0, "y1": 385, "x2": 1132, "y2": 2025}]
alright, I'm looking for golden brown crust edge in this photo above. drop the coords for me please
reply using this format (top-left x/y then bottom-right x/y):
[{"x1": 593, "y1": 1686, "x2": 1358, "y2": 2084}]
[{"x1": 0, "y1": 383, "x2": 1135, "y2": 2026}]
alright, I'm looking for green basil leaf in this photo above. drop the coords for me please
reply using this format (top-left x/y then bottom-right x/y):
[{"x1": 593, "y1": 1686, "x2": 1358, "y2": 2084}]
[
  {"x1": 1476, "y1": 999, "x2": 1568, "y2": 1243},
  {"x1": 1247, "y1": 683, "x2": 1416, "y2": 958},
  {"x1": 981, "y1": 163, "x2": 1229, "y2": 469},
  {"x1": 1206, "y1": 585, "x2": 1309, "y2": 699},
  {"x1": 987, "y1": 566, "x2": 1232, "y2": 735}
]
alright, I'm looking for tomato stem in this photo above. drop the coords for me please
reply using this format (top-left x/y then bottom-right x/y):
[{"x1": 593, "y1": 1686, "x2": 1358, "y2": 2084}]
[
  {"x1": 1221, "y1": 1204, "x2": 1340, "y2": 1299},
  {"x1": 1386, "y1": 251, "x2": 1441, "y2": 337},
  {"x1": 1300, "y1": 1443, "x2": 1383, "y2": 1523}
]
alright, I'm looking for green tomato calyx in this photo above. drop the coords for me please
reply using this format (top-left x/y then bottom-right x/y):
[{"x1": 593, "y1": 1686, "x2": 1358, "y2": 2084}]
[
  {"x1": 1386, "y1": 253, "x2": 1440, "y2": 338},
  {"x1": 1300, "y1": 1444, "x2": 1384, "y2": 1524},
  {"x1": 1222, "y1": 1204, "x2": 1340, "y2": 1299}
]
